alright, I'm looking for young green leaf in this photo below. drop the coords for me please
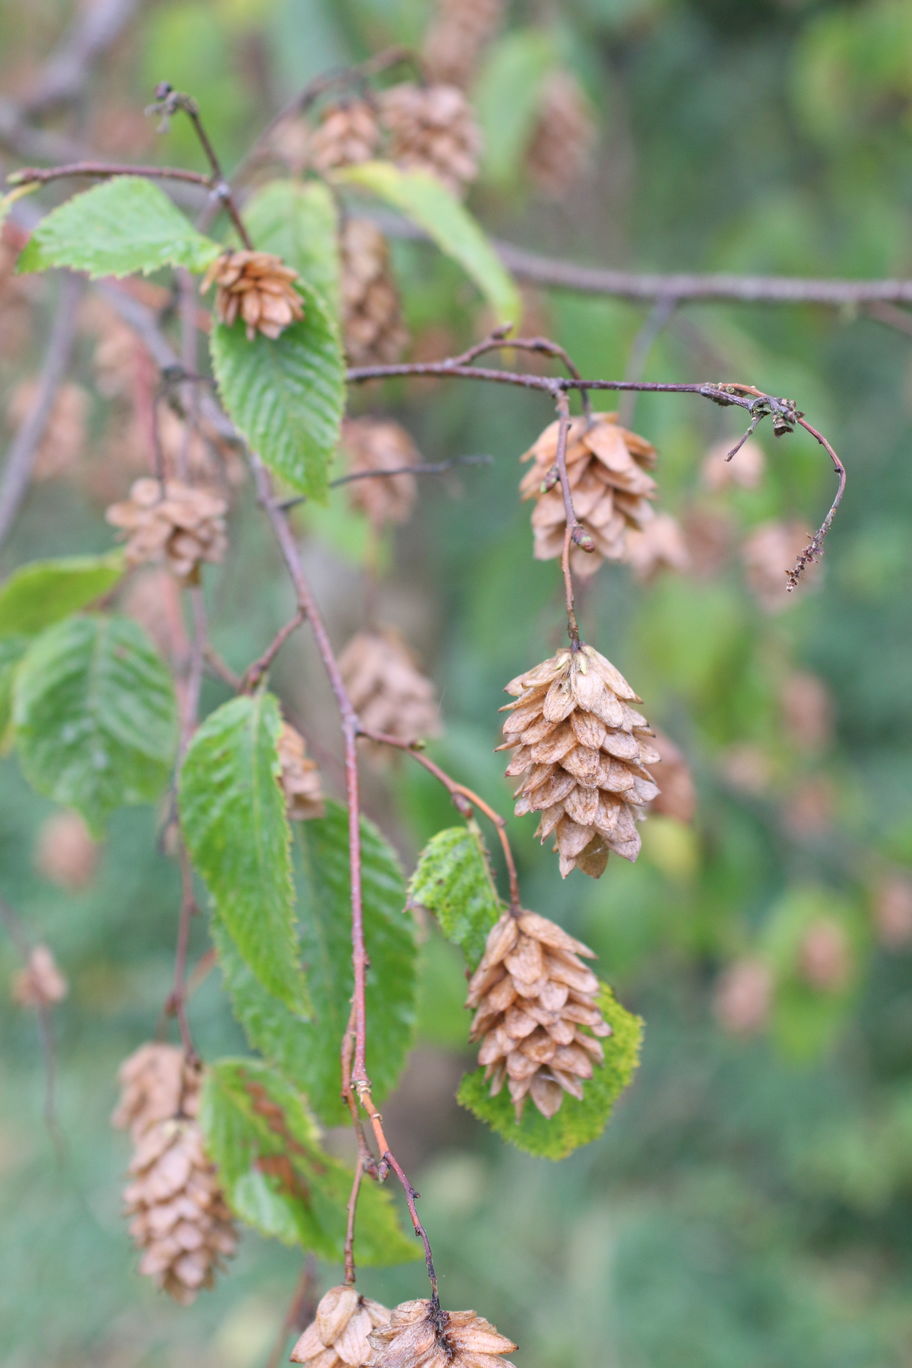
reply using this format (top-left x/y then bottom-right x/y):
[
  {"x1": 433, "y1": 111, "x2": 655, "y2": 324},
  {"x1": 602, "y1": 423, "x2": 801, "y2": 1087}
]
[
  {"x1": 215, "y1": 801, "x2": 417, "y2": 1127},
  {"x1": 179, "y1": 693, "x2": 308, "y2": 1013},
  {"x1": 408, "y1": 823, "x2": 502, "y2": 969},
  {"x1": 209, "y1": 281, "x2": 344, "y2": 499},
  {"x1": 243, "y1": 179, "x2": 341, "y2": 313},
  {"x1": 12, "y1": 614, "x2": 177, "y2": 833},
  {"x1": 17, "y1": 176, "x2": 221, "y2": 278},
  {"x1": 201, "y1": 1057, "x2": 418, "y2": 1265},
  {"x1": 332, "y1": 161, "x2": 521, "y2": 326},
  {"x1": 0, "y1": 552, "x2": 124, "y2": 638},
  {"x1": 458, "y1": 986, "x2": 643, "y2": 1159},
  {"x1": 0, "y1": 635, "x2": 27, "y2": 743},
  {"x1": 474, "y1": 30, "x2": 556, "y2": 192}
]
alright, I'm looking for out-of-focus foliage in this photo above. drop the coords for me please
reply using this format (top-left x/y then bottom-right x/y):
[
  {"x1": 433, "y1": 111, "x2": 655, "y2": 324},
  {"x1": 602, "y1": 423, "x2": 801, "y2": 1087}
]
[{"x1": 1, "y1": 1, "x2": 912, "y2": 1366}]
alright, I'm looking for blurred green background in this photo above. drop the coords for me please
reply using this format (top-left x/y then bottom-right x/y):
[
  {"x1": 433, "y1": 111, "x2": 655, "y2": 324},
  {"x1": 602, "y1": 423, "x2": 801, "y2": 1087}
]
[{"x1": 2, "y1": 0, "x2": 912, "y2": 1365}]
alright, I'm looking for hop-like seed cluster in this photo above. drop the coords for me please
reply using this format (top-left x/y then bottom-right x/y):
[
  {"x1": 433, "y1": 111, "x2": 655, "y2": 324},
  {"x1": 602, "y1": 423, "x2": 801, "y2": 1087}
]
[
  {"x1": 339, "y1": 629, "x2": 441, "y2": 748},
  {"x1": 106, "y1": 477, "x2": 227, "y2": 584},
  {"x1": 519, "y1": 413, "x2": 657, "y2": 578},
  {"x1": 499, "y1": 643, "x2": 660, "y2": 877},
  {"x1": 526, "y1": 71, "x2": 596, "y2": 199},
  {"x1": 377, "y1": 83, "x2": 481, "y2": 197},
  {"x1": 367, "y1": 1299, "x2": 517, "y2": 1368},
  {"x1": 467, "y1": 910, "x2": 611, "y2": 1120},
  {"x1": 340, "y1": 219, "x2": 408, "y2": 366},
  {"x1": 624, "y1": 512, "x2": 690, "y2": 583},
  {"x1": 421, "y1": 0, "x2": 506, "y2": 87},
  {"x1": 341, "y1": 418, "x2": 419, "y2": 528},
  {"x1": 11, "y1": 944, "x2": 68, "y2": 1009},
  {"x1": 202, "y1": 250, "x2": 303, "y2": 340},
  {"x1": 276, "y1": 722, "x2": 325, "y2": 821},
  {"x1": 291, "y1": 1284, "x2": 390, "y2": 1367},
  {"x1": 307, "y1": 98, "x2": 382, "y2": 173},
  {"x1": 113, "y1": 1043, "x2": 237, "y2": 1304}
]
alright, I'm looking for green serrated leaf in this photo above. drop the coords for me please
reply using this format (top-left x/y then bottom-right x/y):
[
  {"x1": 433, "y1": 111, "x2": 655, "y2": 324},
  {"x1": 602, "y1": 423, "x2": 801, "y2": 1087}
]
[
  {"x1": 408, "y1": 823, "x2": 502, "y2": 968},
  {"x1": 210, "y1": 281, "x2": 344, "y2": 499},
  {"x1": 201, "y1": 1057, "x2": 418, "y2": 1264},
  {"x1": 458, "y1": 986, "x2": 643, "y2": 1159},
  {"x1": 0, "y1": 552, "x2": 124, "y2": 638},
  {"x1": 216, "y1": 801, "x2": 417, "y2": 1127},
  {"x1": 179, "y1": 693, "x2": 308, "y2": 1013},
  {"x1": 474, "y1": 30, "x2": 557, "y2": 192},
  {"x1": 333, "y1": 161, "x2": 520, "y2": 326},
  {"x1": 12, "y1": 614, "x2": 177, "y2": 833},
  {"x1": 17, "y1": 177, "x2": 221, "y2": 278},
  {"x1": 244, "y1": 179, "x2": 341, "y2": 313}
]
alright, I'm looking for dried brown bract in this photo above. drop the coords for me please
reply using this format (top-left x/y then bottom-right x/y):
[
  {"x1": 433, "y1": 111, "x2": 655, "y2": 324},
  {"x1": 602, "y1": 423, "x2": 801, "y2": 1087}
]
[
  {"x1": 277, "y1": 722, "x2": 325, "y2": 821},
  {"x1": 112, "y1": 1042, "x2": 196, "y2": 1137},
  {"x1": 123, "y1": 1114, "x2": 237, "y2": 1304},
  {"x1": 526, "y1": 71, "x2": 596, "y2": 199},
  {"x1": 499, "y1": 643, "x2": 659, "y2": 877},
  {"x1": 367, "y1": 1298, "x2": 517, "y2": 1368},
  {"x1": 341, "y1": 219, "x2": 408, "y2": 366},
  {"x1": 648, "y1": 729, "x2": 696, "y2": 823},
  {"x1": 466, "y1": 910, "x2": 611, "y2": 1119},
  {"x1": 201, "y1": 249, "x2": 303, "y2": 340},
  {"x1": 307, "y1": 98, "x2": 382, "y2": 173},
  {"x1": 106, "y1": 477, "x2": 227, "y2": 584},
  {"x1": 625, "y1": 512, "x2": 691, "y2": 583},
  {"x1": 12, "y1": 944, "x2": 68, "y2": 1008},
  {"x1": 340, "y1": 629, "x2": 441, "y2": 749},
  {"x1": 341, "y1": 418, "x2": 419, "y2": 528},
  {"x1": 291, "y1": 1284, "x2": 390, "y2": 1366},
  {"x1": 520, "y1": 413, "x2": 657, "y2": 578},
  {"x1": 377, "y1": 83, "x2": 481, "y2": 197},
  {"x1": 421, "y1": 0, "x2": 506, "y2": 87},
  {"x1": 34, "y1": 809, "x2": 99, "y2": 891}
]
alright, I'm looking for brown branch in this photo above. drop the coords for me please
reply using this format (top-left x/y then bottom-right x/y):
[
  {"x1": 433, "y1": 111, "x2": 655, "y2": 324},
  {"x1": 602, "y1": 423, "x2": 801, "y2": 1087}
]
[
  {"x1": 360, "y1": 730, "x2": 522, "y2": 913},
  {"x1": 552, "y1": 391, "x2": 583, "y2": 648},
  {"x1": 240, "y1": 610, "x2": 305, "y2": 691},
  {"x1": 0, "y1": 271, "x2": 83, "y2": 549},
  {"x1": 8, "y1": 160, "x2": 213, "y2": 189},
  {"x1": 278, "y1": 454, "x2": 492, "y2": 511},
  {"x1": 165, "y1": 847, "x2": 199, "y2": 1061}
]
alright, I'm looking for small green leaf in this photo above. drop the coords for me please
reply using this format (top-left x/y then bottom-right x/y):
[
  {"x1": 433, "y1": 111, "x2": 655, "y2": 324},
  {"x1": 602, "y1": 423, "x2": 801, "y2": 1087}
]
[
  {"x1": 408, "y1": 822, "x2": 502, "y2": 968},
  {"x1": 474, "y1": 30, "x2": 556, "y2": 192},
  {"x1": 458, "y1": 986, "x2": 643, "y2": 1159},
  {"x1": 333, "y1": 161, "x2": 521, "y2": 326},
  {"x1": 216, "y1": 801, "x2": 417, "y2": 1127},
  {"x1": 12, "y1": 614, "x2": 177, "y2": 833},
  {"x1": 210, "y1": 281, "x2": 344, "y2": 499},
  {"x1": 244, "y1": 179, "x2": 341, "y2": 312},
  {"x1": 0, "y1": 553, "x2": 124, "y2": 638},
  {"x1": 201, "y1": 1057, "x2": 419, "y2": 1264},
  {"x1": 179, "y1": 693, "x2": 308, "y2": 1013},
  {"x1": 0, "y1": 635, "x2": 27, "y2": 743},
  {"x1": 17, "y1": 177, "x2": 221, "y2": 277}
]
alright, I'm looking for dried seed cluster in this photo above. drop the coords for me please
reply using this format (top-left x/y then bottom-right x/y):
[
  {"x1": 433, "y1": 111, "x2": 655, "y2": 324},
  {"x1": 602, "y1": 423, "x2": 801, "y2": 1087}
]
[
  {"x1": 421, "y1": 0, "x2": 506, "y2": 87},
  {"x1": 520, "y1": 413, "x2": 657, "y2": 577},
  {"x1": 106, "y1": 477, "x2": 227, "y2": 584},
  {"x1": 500, "y1": 643, "x2": 659, "y2": 877},
  {"x1": 377, "y1": 83, "x2": 481, "y2": 197},
  {"x1": 341, "y1": 219, "x2": 408, "y2": 366},
  {"x1": 11, "y1": 944, "x2": 68, "y2": 1008},
  {"x1": 467, "y1": 910, "x2": 611, "y2": 1119},
  {"x1": 341, "y1": 417, "x2": 419, "y2": 528},
  {"x1": 526, "y1": 71, "x2": 596, "y2": 199},
  {"x1": 339, "y1": 629, "x2": 441, "y2": 748},
  {"x1": 113, "y1": 1043, "x2": 237, "y2": 1304},
  {"x1": 277, "y1": 722, "x2": 325, "y2": 822},
  {"x1": 367, "y1": 1298, "x2": 517, "y2": 1368},
  {"x1": 307, "y1": 98, "x2": 382, "y2": 174},
  {"x1": 202, "y1": 249, "x2": 303, "y2": 340},
  {"x1": 291, "y1": 1283, "x2": 390, "y2": 1367}
]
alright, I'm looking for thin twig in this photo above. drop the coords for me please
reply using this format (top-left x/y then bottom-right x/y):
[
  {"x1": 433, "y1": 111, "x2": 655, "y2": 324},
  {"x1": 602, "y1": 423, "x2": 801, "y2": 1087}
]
[
  {"x1": 0, "y1": 897, "x2": 65, "y2": 1158},
  {"x1": 0, "y1": 271, "x2": 83, "y2": 549},
  {"x1": 552, "y1": 391, "x2": 583, "y2": 648},
  {"x1": 618, "y1": 296, "x2": 678, "y2": 427},
  {"x1": 240, "y1": 610, "x2": 305, "y2": 690},
  {"x1": 8, "y1": 161, "x2": 213, "y2": 188},
  {"x1": 278, "y1": 454, "x2": 492, "y2": 511},
  {"x1": 165, "y1": 847, "x2": 199, "y2": 1061},
  {"x1": 263, "y1": 1259, "x2": 319, "y2": 1368}
]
